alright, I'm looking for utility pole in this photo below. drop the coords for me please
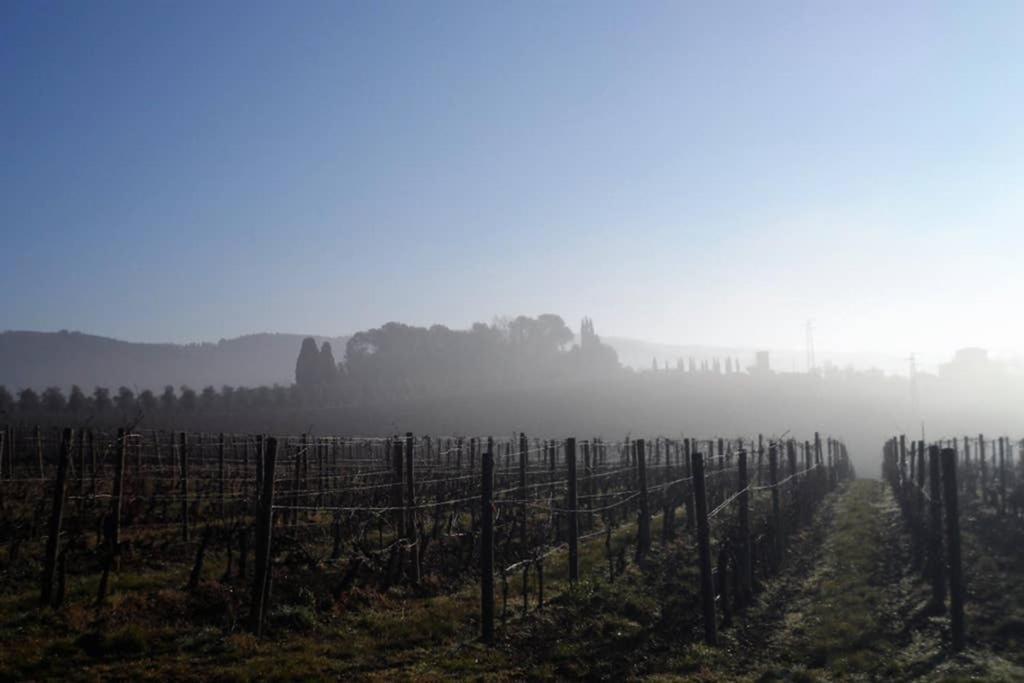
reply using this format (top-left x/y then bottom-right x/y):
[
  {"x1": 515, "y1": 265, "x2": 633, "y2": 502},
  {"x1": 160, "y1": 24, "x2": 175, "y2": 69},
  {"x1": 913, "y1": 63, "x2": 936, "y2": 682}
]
[
  {"x1": 805, "y1": 319, "x2": 816, "y2": 374},
  {"x1": 906, "y1": 353, "x2": 920, "y2": 419}
]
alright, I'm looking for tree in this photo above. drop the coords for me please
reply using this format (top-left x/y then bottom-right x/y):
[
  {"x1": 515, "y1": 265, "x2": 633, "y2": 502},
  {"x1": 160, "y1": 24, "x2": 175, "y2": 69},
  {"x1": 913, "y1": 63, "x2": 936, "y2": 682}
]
[
  {"x1": 574, "y1": 317, "x2": 619, "y2": 375},
  {"x1": 139, "y1": 389, "x2": 157, "y2": 413},
  {"x1": 42, "y1": 386, "x2": 66, "y2": 413},
  {"x1": 200, "y1": 386, "x2": 218, "y2": 412},
  {"x1": 230, "y1": 386, "x2": 250, "y2": 410},
  {"x1": 0, "y1": 386, "x2": 12, "y2": 414},
  {"x1": 160, "y1": 385, "x2": 177, "y2": 411},
  {"x1": 93, "y1": 387, "x2": 112, "y2": 413},
  {"x1": 179, "y1": 386, "x2": 197, "y2": 413},
  {"x1": 252, "y1": 386, "x2": 271, "y2": 409},
  {"x1": 295, "y1": 337, "x2": 321, "y2": 388},
  {"x1": 68, "y1": 385, "x2": 88, "y2": 414},
  {"x1": 319, "y1": 342, "x2": 339, "y2": 385},
  {"x1": 221, "y1": 386, "x2": 235, "y2": 411},
  {"x1": 18, "y1": 388, "x2": 40, "y2": 413},
  {"x1": 115, "y1": 387, "x2": 137, "y2": 415}
]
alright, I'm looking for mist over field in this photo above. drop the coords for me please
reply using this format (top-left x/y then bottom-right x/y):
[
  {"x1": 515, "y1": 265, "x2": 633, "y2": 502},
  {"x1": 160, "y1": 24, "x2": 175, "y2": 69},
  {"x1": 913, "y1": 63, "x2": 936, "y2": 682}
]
[
  {"x1": 3, "y1": 319, "x2": 1023, "y2": 479},
  {"x1": 4, "y1": 1, "x2": 1024, "y2": 680}
]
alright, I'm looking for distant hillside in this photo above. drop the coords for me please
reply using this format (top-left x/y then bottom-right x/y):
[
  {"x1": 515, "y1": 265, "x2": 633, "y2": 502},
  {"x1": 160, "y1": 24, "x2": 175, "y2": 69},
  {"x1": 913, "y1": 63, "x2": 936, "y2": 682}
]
[
  {"x1": 0, "y1": 328, "x2": 931, "y2": 393},
  {"x1": 0, "y1": 331, "x2": 348, "y2": 391}
]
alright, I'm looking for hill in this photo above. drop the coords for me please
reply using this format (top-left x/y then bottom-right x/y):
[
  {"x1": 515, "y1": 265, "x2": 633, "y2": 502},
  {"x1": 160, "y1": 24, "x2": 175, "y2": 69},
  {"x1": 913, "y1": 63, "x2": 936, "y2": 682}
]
[
  {"x1": 0, "y1": 330, "x2": 348, "y2": 391},
  {"x1": 0, "y1": 328, "x2": 923, "y2": 392}
]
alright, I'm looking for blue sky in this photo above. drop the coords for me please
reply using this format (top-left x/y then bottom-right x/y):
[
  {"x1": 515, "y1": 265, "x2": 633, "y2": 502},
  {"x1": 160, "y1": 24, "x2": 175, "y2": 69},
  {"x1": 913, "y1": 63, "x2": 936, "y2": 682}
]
[{"x1": 3, "y1": 1, "x2": 1023, "y2": 356}]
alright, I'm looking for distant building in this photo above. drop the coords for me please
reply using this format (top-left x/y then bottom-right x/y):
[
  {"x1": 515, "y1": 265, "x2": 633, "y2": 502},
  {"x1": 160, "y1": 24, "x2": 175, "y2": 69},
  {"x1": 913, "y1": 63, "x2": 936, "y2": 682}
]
[
  {"x1": 751, "y1": 350, "x2": 771, "y2": 374},
  {"x1": 939, "y1": 347, "x2": 1000, "y2": 380}
]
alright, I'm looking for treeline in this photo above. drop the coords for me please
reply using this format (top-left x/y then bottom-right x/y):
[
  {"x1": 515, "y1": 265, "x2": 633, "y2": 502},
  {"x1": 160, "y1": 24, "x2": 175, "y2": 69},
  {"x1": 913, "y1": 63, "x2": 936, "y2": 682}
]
[
  {"x1": 294, "y1": 314, "x2": 620, "y2": 402},
  {"x1": 0, "y1": 382, "x2": 300, "y2": 420},
  {"x1": 0, "y1": 315, "x2": 622, "y2": 420}
]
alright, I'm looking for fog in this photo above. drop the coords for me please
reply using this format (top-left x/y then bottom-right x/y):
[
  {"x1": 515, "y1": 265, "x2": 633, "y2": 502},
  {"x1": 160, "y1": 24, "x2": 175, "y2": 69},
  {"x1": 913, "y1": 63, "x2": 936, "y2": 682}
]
[{"x1": 4, "y1": 317, "x2": 1022, "y2": 479}]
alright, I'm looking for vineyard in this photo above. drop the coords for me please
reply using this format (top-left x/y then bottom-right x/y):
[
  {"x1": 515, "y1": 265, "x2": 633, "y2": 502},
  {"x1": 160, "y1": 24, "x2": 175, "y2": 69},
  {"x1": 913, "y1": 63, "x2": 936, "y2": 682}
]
[
  {"x1": 0, "y1": 425, "x2": 852, "y2": 679},
  {"x1": 883, "y1": 434, "x2": 1024, "y2": 675}
]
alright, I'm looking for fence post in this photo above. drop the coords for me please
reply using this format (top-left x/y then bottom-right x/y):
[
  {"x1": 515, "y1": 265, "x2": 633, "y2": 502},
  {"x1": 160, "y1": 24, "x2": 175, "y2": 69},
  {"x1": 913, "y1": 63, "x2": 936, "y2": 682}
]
[
  {"x1": 662, "y1": 440, "x2": 675, "y2": 542},
  {"x1": 254, "y1": 435, "x2": 264, "y2": 509},
  {"x1": 819, "y1": 436, "x2": 827, "y2": 493},
  {"x1": 757, "y1": 434, "x2": 764, "y2": 485},
  {"x1": 685, "y1": 438, "x2": 694, "y2": 530},
  {"x1": 940, "y1": 447, "x2": 966, "y2": 651},
  {"x1": 566, "y1": 437, "x2": 579, "y2": 582},
  {"x1": 180, "y1": 432, "x2": 190, "y2": 542},
  {"x1": 928, "y1": 445, "x2": 946, "y2": 608},
  {"x1": 112, "y1": 428, "x2": 127, "y2": 570},
  {"x1": 738, "y1": 448, "x2": 752, "y2": 605},
  {"x1": 481, "y1": 440, "x2": 495, "y2": 644},
  {"x1": 8, "y1": 426, "x2": 15, "y2": 480},
  {"x1": 913, "y1": 440, "x2": 925, "y2": 569},
  {"x1": 391, "y1": 438, "x2": 404, "y2": 537},
  {"x1": 249, "y1": 437, "x2": 277, "y2": 636},
  {"x1": 218, "y1": 432, "x2": 226, "y2": 516},
  {"x1": 998, "y1": 437, "x2": 1006, "y2": 515},
  {"x1": 135, "y1": 430, "x2": 142, "y2": 476},
  {"x1": 979, "y1": 434, "x2": 987, "y2": 505},
  {"x1": 636, "y1": 438, "x2": 651, "y2": 560},
  {"x1": 405, "y1": 432, "x2": 419, "y2": 583},
  {"x1": 519, "y1": 433, "x2": 528, "y2": 550},
  {"x1": 41, "y1": 428, "x2": 72, "y2": 606},
  {"x1": 77, "y1": 429, "x2": 86, "y2": 497},
  {"x1": 786, "y1": 439, "x2": 800, "y2": 527},
  {"x1": 691, "y1": 451, "x2": 717, "y2": 645},
  {"x1": 35, "y1": 425, "x2": 43, "y2": 479},
  {"x1": 769, "y1": 444, "x2": 780, "y2": 567}
]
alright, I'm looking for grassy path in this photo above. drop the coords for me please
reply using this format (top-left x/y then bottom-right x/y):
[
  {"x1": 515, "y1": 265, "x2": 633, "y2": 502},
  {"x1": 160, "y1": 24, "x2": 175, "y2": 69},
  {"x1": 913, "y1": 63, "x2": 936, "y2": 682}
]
[
  {"x1": 722, "y1": 479, "x2": 1024, "y2": 682},
  {"x1": 741, "y1": 479, "x2": 918, "y2": 679}
]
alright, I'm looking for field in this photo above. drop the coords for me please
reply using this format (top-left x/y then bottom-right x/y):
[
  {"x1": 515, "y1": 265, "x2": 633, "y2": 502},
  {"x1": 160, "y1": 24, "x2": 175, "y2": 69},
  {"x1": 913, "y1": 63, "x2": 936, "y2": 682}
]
[{"x1": 3, "y1": 427, "x2": 1023, "y2": 680}]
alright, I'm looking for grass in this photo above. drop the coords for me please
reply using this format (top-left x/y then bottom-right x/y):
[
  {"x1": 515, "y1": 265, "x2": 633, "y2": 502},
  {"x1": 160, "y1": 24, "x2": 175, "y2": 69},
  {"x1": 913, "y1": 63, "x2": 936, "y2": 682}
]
[
  {"x1": 8, "y1": 477, "x2": 1024, "y2": 680},
  {"x1": 0, "y1": 503, "x2": 692, "y2": 680}
]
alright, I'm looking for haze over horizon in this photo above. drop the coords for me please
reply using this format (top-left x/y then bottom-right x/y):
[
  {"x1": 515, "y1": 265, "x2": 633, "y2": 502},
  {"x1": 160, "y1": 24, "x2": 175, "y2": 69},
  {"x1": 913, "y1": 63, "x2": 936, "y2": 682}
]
[{"x1": 5, "y1": 2, "x2": 1024, "y2": 357}]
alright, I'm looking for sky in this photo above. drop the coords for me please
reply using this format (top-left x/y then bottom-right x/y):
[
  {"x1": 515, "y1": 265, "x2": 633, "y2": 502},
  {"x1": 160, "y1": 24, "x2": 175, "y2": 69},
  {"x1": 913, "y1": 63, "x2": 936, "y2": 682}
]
[{"x1": 3, "y1": 1, "x2": 1023, "y2": 358}]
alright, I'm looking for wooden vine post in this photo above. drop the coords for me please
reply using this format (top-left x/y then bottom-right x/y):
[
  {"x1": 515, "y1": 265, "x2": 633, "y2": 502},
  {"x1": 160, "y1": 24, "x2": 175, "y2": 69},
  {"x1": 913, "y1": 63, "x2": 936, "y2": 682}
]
[
  {"x1": 107, "y1": 428, "x2": 125, "y2": 563},
  {"x1": 179, "y1": 432, "x2": 190, "y2": 542},
  {"x1": 928, "y1": 445, "x2": 946, "y2": 608},
  {"x1": 691, "y1": 450, "x2": 717, "y2": 645},
  {"x1": 519, "y1": 433, "x2": 528, "y2": 550},
  {"x1": 915, "y1": 440, "x2": 926, "y2": 569},
  {"x1": 684, "y1": 438, "x2": 694, "y2": 530},
  {"x1": 35, "y1": 425, "x2": 43, "y2": 479},
  {"x1": 979, "y1": 435, "x2": 987, "y2": 505},
  {"x1": 769, "y1": 444, "x2": 780, "y2": 567},
  {"x1": 787, "y1": 439, "x2": 799, "y2": 525},
  {"x1": 940, "y1": 447, "x2": 966, "y2": 651},
  {"x1": 41, "y1": 428, "x2": 72, "y2": 606},
  {"x1": 405, "y1": 432, "x2": 419, "y2": 583},
  {"x1": 998, "y1": 437, "x2": 1007, "y2": 515},
  {"x1": 636, "y1": 438, "x2": 651, "y2": 560},
  {"x1": 391, "y1": 438, "x2": 404, "y2": 536},
  {"x1": 218, "y1": 432, "x2": 226, "y2": 516},
  {"x1": 77, "y1": 429, "x2": 86, "y2": 497},
  {"x1": 737, "y1": 448, "x2": 752, "y2": 605},
  {"x1": 249, "y1": 437, "x2": 277, "y2": 636},
  {"x1": 480, "y1": 441, "x2": 495, "y2": 644},
  {"x1": 566, "y1": 437, "x2": 579, "y2": 582}
]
